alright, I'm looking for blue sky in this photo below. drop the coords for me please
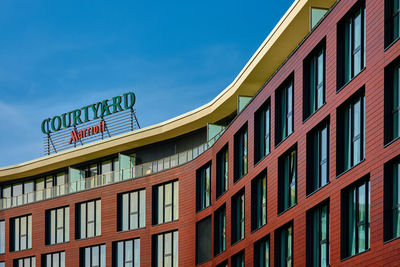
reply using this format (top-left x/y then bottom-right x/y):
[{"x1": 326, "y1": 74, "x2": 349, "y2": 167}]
[{"x1": 0, "y1": 0, "x2": 293, "y2": 167}]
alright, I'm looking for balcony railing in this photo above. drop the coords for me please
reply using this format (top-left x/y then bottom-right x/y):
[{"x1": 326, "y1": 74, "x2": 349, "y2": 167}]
[{"x1": 0, "y1": 129, "x2": 225, "y2": 210}]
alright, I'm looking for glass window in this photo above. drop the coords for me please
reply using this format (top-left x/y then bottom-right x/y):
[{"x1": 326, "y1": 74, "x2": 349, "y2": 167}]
[
  {"x1": 196, "y1": 216, "x2": 212, "y2": 265},
  {"x1": 0, "y1": 220, "x2": 4, "y2": 254},
  {"x1": 24, "y1": 181, "x2": 35, "y2": 203},
  {"x1": 275, "y1": 223, "x2": 293, "y2": 267},
  {"x1": 254, "y1": 236, "x2": 270, "y2": 267},
  {"x1": 278, "y1": 147, "x2": 297, "y2": 213},
  {"x1": 231, "y1": 250, "x2": 244, "y2": 267},
  {"x1": 384, "y1": 158, "x2": 400, "y2": 241},
  {"x1": 385, "y1": 0, "x2": 400, "y2": 46},
  {"x1": 307, "y1": 202, "x2": 330, "y2": 267},
  {"x1": 81, "y1": 244, "x2": 106, "y2": 267},
  {"x1": 196, "y1": 163, "x2": 212, "y2": 211},
  {"x1": 43, "y1": 251, "x2": 65, "y2": 267},
  {"x1": 341, "y1": 178, "x2": 370, "y2": 259},
  {"x1": 118, "y1": 189, "x2": 146, "y2": 231},
  {"x1": 0, "y1": 262, "x2": 4, "y2": 267},
  {"x1": 46, "y1": 206, "x2": 69, "y2": 245},
  {"x1": 10, "y1": 214, "x2": 32, "y2": 252},
  {"x1": 337, "y1": 91, "x2": 364, "y2": 175},
  {"x1": 76, "y1": 199, "x2": 101, "y2": 239},
  {"x1": 255, "y1": 101, "x2": 271, "y2": 163},
  {"x1": 114, "y1": 238, "x2": 140, "y2": 267},
  {"x1": 153, "y1": 181, "x2": 178, "y2": 225},
  {"x1": 252, "y1": 172, "x2": 267, "y2": 231},
  {"x1": 231, "y1": 189, "x2": 245, "y2": 244},
  {"x1": 234, "y1": 125, "x2": 248, "y2": 182},
  {"x1": 338, "y1": 1, "x2": 365, "y2": 89},
  {"x1": 152, "y1": 230, "x2": 178, "y2": 267},
  {"x1": 385, "y1": 62, "x2": 400, "y2": 144},
  {"x1": 216, "y1": 261, "x2": 228, "y2": 267},
  {"x1": 216, "y1": 145, "x2": 229, "y2": 198},
  {"x1": 214, "y1": 205, "x2": 226, "y2": 256},
  {"x1": 275, "y1": 76, "x2": 294, "y2": 145},
  {"x1": 307, "y1": 121, "x2": 329, "y2": 194},
  {"x1": 304, "y1": 41, "x2": 325, "y2": 119},
  {"x1": 13, "y1": 256, "x2": 35, "y2": 267}
]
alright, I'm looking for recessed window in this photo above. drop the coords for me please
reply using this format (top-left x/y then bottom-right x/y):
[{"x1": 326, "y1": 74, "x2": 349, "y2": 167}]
[
  {"x1": 337, "y1": 0, "x2": 366, "y2": 89},
  {"x1": 336, "y1": 89, "x2": 365, "y2": 175},
  {"x1": 80, "y1": 244, "x2": 106, "y2": 267},
  {"x1": 275, "y1": 222, "x2": 293, "y2": 267},
  {"x1": 152, "y1": 230, "x2": 178, "y2": 267},
  {"x1": 10, "y1": 214, "x2": 32, "y2": 252},
  {"x1": 384, "y1": 157, "x2": 400, "y2": 241},
  {"x1": 251, "y1": 171, "x2": 267, "y2": 231},
  {"x1": 214, "y1": 204, "x2": 226, "y2": 256},
  {"x1": 231, "y1": 250, "x2": 245, "y2": 267},
  {"x1": 385, "y1": 0, "x2": 400, "y2": 47},
  {"x1": 307, "y1": 201, "x2": 330, "y2": 267},
  {"x1": 341, "y1": 177, "x2": 370, "y2": 259},
  {"x1": 117, "y1": 189, "x2": 145, "y2": 231},
  {"x1": 216, "y1": 145, "x2": 229, "y2": 198},
  {"x1": 13, "y1": 256, "x2": 35, "y2": 267},
  {"x1": 46, "y1": 206, "x2": 69, "y2": 245},
  {"x1": 216, "y1": 260, "x2": 228, "y2": 267},
  {"x1": 278, "y1": 146, "x2": 297, "y2": 214},
  {"x1": 303, "y1": 39, "x2": 326, "y2": 120},
  {"x1": 196, "y1": 216, "x2": 212, "y2": 265},
  {"x1": 42, "y1": 251, "x2": 65, "y2": 267},
  {"x1": 385, "y1": 59, "x2": 400, "y2": 144},
  {"x1": 0, "y1": 220, "x2": 4, "y2": 254},
  {"x1": 307, "y1": 119, "x2": 329, "y2": 195},
  {"x1": 255, "y1": 100, "x2": 271, "y2": 163},
  {"x1": 196, "y1": 163, "x2": 212, "y2": 211},
  {"x1": 234, "y1": 124, "x2": 248, "y2": 182},
  {"x1": 275, "y1": 75, "x2": 294, "y2": 145},
  {"x1": 113, "y1": 238, "x2": 140, "y2": 267},
  {"x1": 76, "y1": 199, "x2": 101, "y2": 239},
  {"x1": 254, "y1": 236, "x2": 270, "y2": 267},
  {"x1": 231, "y1": 189, "x2": 245, "y2": 244},
  {"x1": 153, "y1": 180, "x2": 179, "y2": 225}
]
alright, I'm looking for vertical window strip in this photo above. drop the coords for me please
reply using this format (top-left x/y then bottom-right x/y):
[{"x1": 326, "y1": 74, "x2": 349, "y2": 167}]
[
  {"x1": 156, "y1": 181, "x2": 178, "y2": 224},
  {"x1": 11, "y1": 214, "x2": 32, "y2": 252}
]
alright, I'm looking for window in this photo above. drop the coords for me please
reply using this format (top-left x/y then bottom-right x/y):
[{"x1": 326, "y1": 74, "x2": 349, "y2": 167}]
[
  {"x1": 80, "y1": 244, "x2": 106, "y2": 267},
  {"x1": 385, "y1": 0, "x2": 400, "y2": 47},
  {"x1": 254, "y1": 236, "x2": 270, "y2": 267},
  {"x1": 384, "y1": 157, "x2": 400, "y2": 241},
  {"x1": 234, "y1": 125, "x2": 248, "y2": 182},
  {"x1": 152, "y1": 230, "x2": 178, "y2": 267},
  {"x1": 118, "y1": 189, "x2": 145, "y2": 231},
  {"x1": 275, "y1": 75, "x2": 294, "y2": 145},
  {"x1": 113, "y1": 238, "x2": 140, "y2": 267},
  {"x1": 76, "y1": 199, "x2": 101, "y2": 239},
  {"x1": 337, "y1": 0, "x2": 365, "y2": 89},
  {"x1": 278, "y1": 146, "x2": 297, "y2": 213},
  {"x1": 336, "y1": 90, "x2": 364, "y2": 175},
  {"x1": 46, "y1": 206, "x2": 69, "y2": 245},
  {"x1": 0, "y1": 262, "x2": 4, "y2": 267},
  {"x1": 252, "y1": 172, "x2": 267, "y2": 231},
  {"x1": 214, "y1": 205, "x2": 226, "y2": 256},
  {"x1": 304, "y1": 40, "x2": 326, "y2": 119},
  {"x1": 216, "y1": 261, "x2": 228, "y2": 267},
  {"x1": 385, "y1": 60, "x2": 400, "y2": 144},
  {"x1": 0, "y1": 220, "x2": 4, "y2": 254},
  {"x1": 232, "y1": 250, "x2": 244, "y2": 267},
  {"x1": 275, "y1": 222, "x2": 293, "y2": 267},
  {"x1": 307, "y1": 120, "x2": 329, "y2": 195},
  {"x1": 43, "y1": 251, "x2": 65, "y2": 267},
  {"x1": 231, "y1": 189, "x2": 245, "y2": 244},
  {"x1": 196, "y1": 216, "x2": 211, "y2": 265},
  {"x1": 341, "y1": 177, "x2": 370, "y2": 259},
  {"x1": 153, "y1": 180, "x2": 179, "y2": 225},
  {"x1": 10, "y1": 214, "x2": 32, "y2": 252},
  {"x1": 307, "y1": 201, "x2": 329, "y2": 267},
  {"x1": 196, "y1": 163, "x2": 211, "y2": 211},
  {"x1": 255, "y1": 100, "x2": 271, "y2": 163},
  {"x1": 14, "y1": 256, "x2": 35, "y2": 267},
  {"x1": 216, "y1": 145, "x2": 229, "y2": 198}
]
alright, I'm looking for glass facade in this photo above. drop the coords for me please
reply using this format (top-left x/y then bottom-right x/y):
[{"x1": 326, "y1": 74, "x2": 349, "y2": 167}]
[
  {"x1": 118, "y1": 189, "x2": 146, "y2": 231},
  {"x1": 216, "y1": 145, "x2": 229, "y2": 198},
  {"x1": 255, "y1": 101, "x2": 271, "y2": 163},
  {"x1": 81, "y1": 244, "x2": 106, "y2": 267},
  {"x1": 275, "y1": 77, "x2": 294, "y2": 145},
  {"x1": 234, "y1": 125, "x2": 248, "y2": 182},
  {"x1": 196, "y1": 163, "x2": 211, "y2": 211},
  {"x1": 252, "y1": 172, "x2": 267, "y2": 231},
  {"x1": 307, "y1": 202, "x2": 329, "y2": 267},
  {"x1": 153, "y1": 180, "x2": 179, "y2": 225},
  {"x1": 153, "y1": 230, "x2": 178, "y2": 267},
  {"x1": 214, "y1": 205, "x2": 226, "y2": 256},
  {"x1": 231, "y1": 189, "x2": 245, "y2": 244},
  {"x1": 114, "y1": 238, "x2": 140, "y2": 267},
  {"x1": 46, "y1": 206, "x2": 69, "y2": 245},
  {"x1": 278, "y1": 147, "x2": 297, "y2": 213},
  {"x1": 11, "y1": 214, "x2": 32, "y2": 252},
  {"x1": 43, "y1": 251, "x2": 65, "y2": 267},
  {"x1": 76, "y1": 199, "x2": 101, "y2": 239},
  {"x1": 275, "y1": 223, "x2": 293, "y2": 267}
]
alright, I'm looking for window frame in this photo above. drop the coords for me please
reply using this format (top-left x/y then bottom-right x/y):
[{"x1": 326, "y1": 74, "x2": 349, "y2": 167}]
[
  {"x1": 80, "y1": 244, "x2": 106, "y2": 267},
  {"x1": 275, "y1": 74, "x2": 294, "y2": 146},
  {"x1": 113, "y1": 238, "x2": 140, "y2": 267},
  {"x1": 251, "y1": 171, "x2": 267, "y2": 231},
  {"x1": 214, "y1": 204, "x2": 226, "y2": 256},
  {"x1": 10, "y1": 214, "x2": 32, "y2": 252},
  {"x1": 275, "y1": 222, "x2": 294, "y2": 267},
  {"x1": 42, "y1": 251, "x2": 66, "y2": 267},
  {"x1": 46, "y1": 206, "x2": 69, "y2": 245},
  {"x1": 196, "y1": 162, "x2": 212, "y2": 212},
  {"x1": 384, "y1": 156, "x2": 400, "y2": 242},
  {"x1": 152, "y1": 230, "x2": 179, "y2": 267},
  {"x1": 278, "y1": 145, "x2": 297, "y2": 214},
  {"x1": 234, "y1": 124, "x2": 248, "y2": 182},
  {"x1": 76, "y1": 199, "x2": 101, "y2": 240},
  {"x1": 153, "y1": 180, "x2": 179, "y2": 225},
  {"x1": 254, "y1": 99, "x2": 271, "y2": 164},
  {"x1": 231, "y1": 188, "x2": 245, "y2": 245},
  {"x1": 117, "y1": 189, "x2": 146, "y2": 232},
  {"x1": 385, "y1": 0, "x2": 400, "y2": 47},
  {"x1": 216, "y1": 145, "x2": 229, "y2": 199}
]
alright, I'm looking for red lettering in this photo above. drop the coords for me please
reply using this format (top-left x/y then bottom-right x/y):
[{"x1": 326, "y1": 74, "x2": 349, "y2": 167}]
[
  {"x1": 67, "y1": 121, "x2": 107, "y2": 144},
  {"x1": 68, "y1": 130, "x2": 78, "y2": 144}
]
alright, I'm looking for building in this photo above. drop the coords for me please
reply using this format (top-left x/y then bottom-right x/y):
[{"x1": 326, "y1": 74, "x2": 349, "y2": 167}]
[{"x1": 1, "y1": 0, "x2": 400, "y2": 266}]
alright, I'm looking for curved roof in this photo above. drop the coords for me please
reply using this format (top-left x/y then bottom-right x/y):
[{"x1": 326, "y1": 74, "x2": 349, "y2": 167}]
[{"x1": 0, "y1": 0, "x2": 336, "y2": 182}]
